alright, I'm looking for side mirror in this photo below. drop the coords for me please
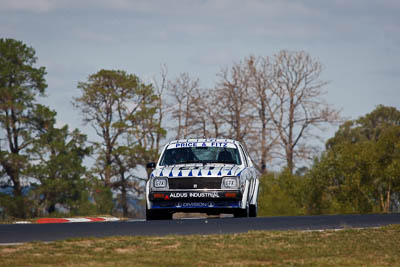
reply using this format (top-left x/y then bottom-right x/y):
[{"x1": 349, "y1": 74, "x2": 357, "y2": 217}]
[{"x1": 146, "y1": 162, "x2": 156, "y2": 169}]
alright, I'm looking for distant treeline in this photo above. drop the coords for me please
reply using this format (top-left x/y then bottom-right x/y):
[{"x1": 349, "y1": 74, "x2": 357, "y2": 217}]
[{"x1": 0, "y1": 38, "x2": 398, "y2": 219}]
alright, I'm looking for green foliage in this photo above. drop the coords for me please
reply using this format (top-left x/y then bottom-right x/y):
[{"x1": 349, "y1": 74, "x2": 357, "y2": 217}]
[
  {"x1": 258, "y1": 170, "x2": 307, "y2": 216},
  {"x1": 0, "y1": 194, "x2": 24, "y2": 220},
  {"x1": 0, "y1": 38, "x2": 48, "y2": 218},
  {"x1": 74, "y1": 69, "x2": 162, "y2": 179},
  {"x1": 71, "y1": 178, "x2": 113, "y2": 216},
  {"x1": 88, "y1": 178, "x2": 114, "y2": 215},
  {"x1": 28, "y1": 125, "x2": 92, "y2": 216},
  {"x1": 0, "y1": 38, "x2": 47, "y2": 97},
  {"x1": 306, "y1": 105, "x2": 400, "y2": 214},
  {"x1": 305, "y1": 148, "x2": 376, "y2": 215},
  {"x1": 258, "y1": 105, "x2": 400, "y2": 216},
  {"x1": 0, "y1": 38, "x2": 95, "y2": 219}
]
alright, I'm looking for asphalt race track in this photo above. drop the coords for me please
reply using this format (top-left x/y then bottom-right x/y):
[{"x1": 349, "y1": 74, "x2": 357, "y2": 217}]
[{"x1": 1, "y1": 213, "x2": 400, "y2": 244}]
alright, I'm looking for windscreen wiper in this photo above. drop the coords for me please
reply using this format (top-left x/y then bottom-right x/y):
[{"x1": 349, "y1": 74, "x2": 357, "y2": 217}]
[
  {"x1": 178, "y1": 160, "x2": 201, "y2": 164},
  {"x1": 203, "y1": 160, "x2": 237, "y2": 165}
]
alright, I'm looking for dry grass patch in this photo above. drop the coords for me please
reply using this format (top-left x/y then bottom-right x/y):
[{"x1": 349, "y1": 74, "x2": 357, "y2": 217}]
[{"x1": 1, "y1": 225, "x2": 400, "y2": 266}]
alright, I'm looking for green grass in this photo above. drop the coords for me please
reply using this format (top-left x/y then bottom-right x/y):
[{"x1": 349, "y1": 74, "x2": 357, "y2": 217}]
[{"x1": 1, "y1": 225, "x2": 400, "y2": 266}]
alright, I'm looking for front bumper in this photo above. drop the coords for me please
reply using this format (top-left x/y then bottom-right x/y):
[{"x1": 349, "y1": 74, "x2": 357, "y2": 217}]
[{"x1": 148, "y1": 190, "x2": 242, "y2": 210}]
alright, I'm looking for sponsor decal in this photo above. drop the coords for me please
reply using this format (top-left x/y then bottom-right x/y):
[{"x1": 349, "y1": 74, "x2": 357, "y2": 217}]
[
  {"x1": 170, "y1": 192, "x2": 188, "y2": 198},
  {"x1": 168, "y1": 142, "x2": 235, "y2": 149},
  {"x1": 189, "y1": 192, "x2": 219, "y2": 198},
  {"x1": 175, "y1": 142, "x2": 198, "y2": 148},
  {"x1": 175, "y1": 202, "x2": 215, "y2": 208},
  {"x1": 168, "y1": 192, "x2": 220, "y2": 198},
  {"x1": 151, "y1": 201, "x2": 241, "y2": 209},
  {"x1": 210, "y1": 142, "x2": 227, "y2": 147}
]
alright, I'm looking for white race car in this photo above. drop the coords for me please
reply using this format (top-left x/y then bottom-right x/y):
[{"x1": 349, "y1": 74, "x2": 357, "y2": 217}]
[{"x1": 145, "y1": 139, "x2": 260, "y2": 220}]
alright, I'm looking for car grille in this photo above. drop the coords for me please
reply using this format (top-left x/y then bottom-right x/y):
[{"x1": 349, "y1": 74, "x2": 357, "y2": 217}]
[{"x1": 168, "y1": 177, "x2": 223, "y2": 189}]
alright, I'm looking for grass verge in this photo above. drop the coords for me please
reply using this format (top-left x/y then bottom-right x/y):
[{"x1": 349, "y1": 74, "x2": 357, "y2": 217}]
[{"x1": 1, "y1": 225, "x2": 400, "y2": 266}]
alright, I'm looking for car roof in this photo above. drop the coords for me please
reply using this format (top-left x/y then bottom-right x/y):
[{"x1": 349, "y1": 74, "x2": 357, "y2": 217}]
[{"x1": 167, "y1": 138, "x2": 241, "y2": 145}]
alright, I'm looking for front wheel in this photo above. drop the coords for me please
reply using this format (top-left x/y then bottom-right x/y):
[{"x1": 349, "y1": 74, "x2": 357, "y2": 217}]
[
  {"x1": 233, "y1": 204, "x2": 249, "y2": 218},
  {"x1": 146, "y1": 206, "x2": 173, "y2": 220},
  {"x1": 249, "y1": 203, "x2": 257, "y2": 217}
]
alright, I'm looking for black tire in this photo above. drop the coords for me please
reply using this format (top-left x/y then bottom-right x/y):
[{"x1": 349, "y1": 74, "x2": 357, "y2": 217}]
[
  {"x1": 249, "y1": 204, "x2": 257, "y2": 217},
  {"x1": 233, "y1": 204, "x2": 249, "y2": 218},
  {"x1": 146, "y1": 207, "x2": 173, "y2": 220},
  {"x1": 161, "y1": 212, "x2": 173, "y2": 220},
  {"x1": 146, "y1": 207, "x2": 156, "y2": 220}
]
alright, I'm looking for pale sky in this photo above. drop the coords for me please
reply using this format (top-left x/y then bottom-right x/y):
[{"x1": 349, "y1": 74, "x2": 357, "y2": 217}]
[{"x1": 1, "y1": 0, "x2": 399, "y2": 142}]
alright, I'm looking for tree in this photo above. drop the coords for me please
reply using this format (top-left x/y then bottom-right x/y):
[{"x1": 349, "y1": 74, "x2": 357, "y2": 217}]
[
  {"x1": 167, "y1": 72, "x2": 200, "y2": 139},
  {"x1": 322, "y1": 105, "x2": 400, "y2": 213},
  {"x1": 214, "y1": 56, "x2": 279, "y2": 173},
  {"x1": 151, "y1": 64, "x2": 169, "y2": 152},
  {"x1": 246, "y1": 56, "x2": 279, "y2": 173},
  {"x1": 132, "y1": 65, "x2": 169, "y2": 178},
  {"x1": 0, "y1": 38, "x2": 47, "y2": 217},
  {"x1": 266, "y1": 50, "x2": 340, "y2": 173},
  {"x1": 306, "y1": 143, "x2": 377, "y2": 214},
  {"x1": 215, "y1": 61, "x2": 254, "y2": 142},
  {"x1": 190, "y1": 87, "x2": 225, "y2": 138},
  {"x1": 28, "y1": 124, "x2": 92, "y2": 216},
  {"x1": 74, "y1": 69, "x2": 161, "y2": 217},
  {"x1": 184, "y1": 51, "x2": 338, "y2": 173},
  {"x1": 258, "y1": 170, "x2": 307, "y2": 216},
  {"x1": 372, "y1": 127, "x2": 400, "y2": 212},
  {"x1": 327, "y1": 105, "x2": 400, "y2": 148}
]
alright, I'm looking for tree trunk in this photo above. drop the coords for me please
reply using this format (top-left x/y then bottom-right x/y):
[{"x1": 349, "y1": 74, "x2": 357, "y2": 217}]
[
  {"x1": 10, "y1": 168, "x2": 26, "y2": 218},
  {"x1": 260, "y1": 120, "x2": 267, "y2": 173},
  {"x1": 380, "y1": 193, "x2": 385, "y2": 213},
  {"x1": 121, "y1": 185, "x2": 128, "y2": 218},
  {"x1": 385, "y1": 183, "x2": 391, "y2": 213},
  {"x1": 286, "y1": 147, "x2": 294, "y2": 174}
]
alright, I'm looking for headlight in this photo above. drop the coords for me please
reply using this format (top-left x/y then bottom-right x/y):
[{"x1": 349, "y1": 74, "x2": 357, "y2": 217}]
[
  {"x1": 153, "y1": 177, "x2": 168, "y2": 189},
  {"x1": 221, "y1": 177, "x2": 239, "y2": 189}
]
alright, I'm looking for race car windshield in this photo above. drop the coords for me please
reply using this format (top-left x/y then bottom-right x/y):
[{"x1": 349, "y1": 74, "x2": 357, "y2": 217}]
[{"x1": 160, "y1": 147, "x2": 242, "y2": 166}]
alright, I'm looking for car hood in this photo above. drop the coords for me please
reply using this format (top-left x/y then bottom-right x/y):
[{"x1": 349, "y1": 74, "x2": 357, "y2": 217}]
[{"x1": 150, "y1": 165, "x2": 244, "y2": 178}]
